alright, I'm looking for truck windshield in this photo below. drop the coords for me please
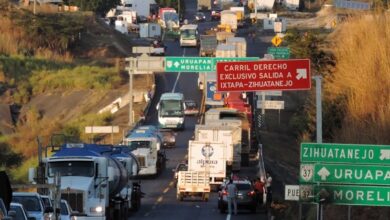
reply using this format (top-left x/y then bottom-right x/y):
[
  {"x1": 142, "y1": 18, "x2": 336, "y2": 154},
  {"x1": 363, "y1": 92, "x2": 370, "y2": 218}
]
[
  {"x1": 160, "y1": 100, "x2": 183, "y2": 117},
  {"x1": 163, "y1": 12, "x2": 178, "y2": 22},
  {"x1": 48, "y1": 161, "x2": 94, "y2": 177},
  {"x1": 128, "y1": 141, "x2": 151, "y2": 149},
  {"x1": 181, "y1": 29, "x2": 196, "y2": 39}
]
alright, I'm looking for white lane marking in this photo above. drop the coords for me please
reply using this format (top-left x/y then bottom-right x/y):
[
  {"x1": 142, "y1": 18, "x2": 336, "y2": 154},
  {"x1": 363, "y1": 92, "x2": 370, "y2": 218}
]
[
  {"x1": 169, "y1": 181, "x2": 175, "y2": 187},
  {"x1": 226, "y1": 214, "x2": 231, "y2": 220},
  {"x1": 157, "y1": 196, "x2": 163, "y2": 203},
  {"x1": 163, "y1": 187, "x2": 169, "y2": 194},
  {"x1": 144, "y1": 212, "x2": 150, "y2": 217},
  {"x1": 172, "y1": 48, "x2": 186, "y2": 92}
]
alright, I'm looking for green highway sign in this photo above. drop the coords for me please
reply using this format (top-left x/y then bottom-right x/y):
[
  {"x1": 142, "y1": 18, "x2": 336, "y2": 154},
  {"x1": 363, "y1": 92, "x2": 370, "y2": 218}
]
[
  {"x1": 164, "y1": 57, "x2": 258, "y2": 72},
  {"x1": 300, "y1": 163, "x2": 390, "y2": 185},
  {"x1": 300, "y1": 143, "x2": 390, "y2": 164},
  {"x1": 267, "y1": 47, "x2": 290, "y2": 59},
  {"x1": 314, "y1": 185, "x2": 390, "y2": 206}
]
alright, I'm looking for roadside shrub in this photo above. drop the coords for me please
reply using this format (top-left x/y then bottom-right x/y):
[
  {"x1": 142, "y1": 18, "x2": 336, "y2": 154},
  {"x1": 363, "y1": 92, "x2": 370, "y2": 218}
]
[{"x1": 29, "y1": 66, "x2": 121, "y2": 94}]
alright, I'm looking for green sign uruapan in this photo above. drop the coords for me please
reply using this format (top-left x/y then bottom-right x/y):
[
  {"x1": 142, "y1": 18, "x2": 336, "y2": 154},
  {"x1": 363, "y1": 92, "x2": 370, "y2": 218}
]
[
  {"x1": 314, "y1": 185, "x2": 390, "y2": 206},
  {"x1": 267, "y1": 47, "x2": 290, "y2": 59},
  {"x1": 164, "y1": 57, "x2": 258, "y2": 72},
  {"x1": 300, "y1": 143, "x2": 390, "y2": 164},
  {"x1": 300, "y1": 163, "x2": 390, "y2": 185}
]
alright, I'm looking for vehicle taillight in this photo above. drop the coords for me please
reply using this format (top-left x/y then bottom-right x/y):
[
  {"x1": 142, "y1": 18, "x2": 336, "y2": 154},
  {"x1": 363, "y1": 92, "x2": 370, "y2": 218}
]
[
  {"x1": 222, "y1": 190, "x2": 228, "y2": 196},
  {"x1": 248, "y1": 191, "x2": 256, "y2": 196}
]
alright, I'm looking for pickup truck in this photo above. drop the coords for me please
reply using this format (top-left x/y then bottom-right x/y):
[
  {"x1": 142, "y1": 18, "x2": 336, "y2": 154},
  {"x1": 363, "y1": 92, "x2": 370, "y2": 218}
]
[{"x1": 176, "y1": 171, "x2": 210, "y2": 202}]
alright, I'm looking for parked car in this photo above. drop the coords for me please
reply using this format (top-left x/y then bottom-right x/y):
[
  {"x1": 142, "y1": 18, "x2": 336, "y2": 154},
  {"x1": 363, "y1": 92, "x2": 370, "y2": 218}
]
[
  {"x1": 12, "y1": 192, "x2": 49, "y2": 220},
  {"x1": 184, "y1": 100, "x2": 199, "y2": 116},
  {"x1": 60, "y1": 200, "x2": 75, "y2": 220},
  {"x1": 10, "y1": 202, "x2": 36, "y2": 220},
  {"x1": 195, "y1": 12, "x2": 206, "y2": 22},
  {"x1": 173, "y1": 162, "x2": 188, "y2": 186},
  {"x1": 160, "y1": 129, "x2": 176, "y2": 148},
  {"x1": 0, "y1": 198, "x2": 12, "y2": 220},
  {"x1": 218, "y1": 178, "x2": 257, "y2": 213}
]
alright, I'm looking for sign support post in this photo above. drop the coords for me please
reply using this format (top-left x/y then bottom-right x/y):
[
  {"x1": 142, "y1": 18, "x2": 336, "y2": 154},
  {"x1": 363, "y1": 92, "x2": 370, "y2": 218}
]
[
  {"x1": 313, "y1": 75, "x2": 322, "y2": 144},
  {"x1": 313, "y1": 75, "x2": 323, "y2": 220}
]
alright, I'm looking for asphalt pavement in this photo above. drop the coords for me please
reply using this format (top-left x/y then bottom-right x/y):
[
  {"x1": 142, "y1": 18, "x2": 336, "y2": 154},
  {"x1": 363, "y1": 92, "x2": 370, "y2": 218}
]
[{"x1": 129, "y1": 0, "x2": 274, "y2": 219}]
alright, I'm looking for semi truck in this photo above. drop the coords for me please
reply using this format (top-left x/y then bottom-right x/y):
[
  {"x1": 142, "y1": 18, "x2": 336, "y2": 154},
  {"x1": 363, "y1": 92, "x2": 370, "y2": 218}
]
[
  {"x1": 39, "y1": 143, "x2": 142, "y2": 220},
  {"x1": 187, "y1": 141, "x2": 226, "y2": 188},
  {"x1": 194, "y1": 125, "x2": 241, "y2": 172},
  {"x1": 122, "y1": 125, "x2": 166, "y2": 176},
  {"x1": 205, "y1": 108, "x2": 252, "y2": 166},
  {"x1": 219, "y1": 10, "x2": 237, "y2": 32},
  {"x1": 158, "y1": 8, "x2": 179, "y2": 30},
  {"x1": 199, "y1": 35, "x2": 217, "y2": 57}
]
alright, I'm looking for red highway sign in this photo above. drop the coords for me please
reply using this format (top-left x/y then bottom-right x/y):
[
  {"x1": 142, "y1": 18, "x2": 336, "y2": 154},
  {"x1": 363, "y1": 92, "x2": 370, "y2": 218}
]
[{"x1": 216, "y1": 59, "x2": 311, "y2": 92}]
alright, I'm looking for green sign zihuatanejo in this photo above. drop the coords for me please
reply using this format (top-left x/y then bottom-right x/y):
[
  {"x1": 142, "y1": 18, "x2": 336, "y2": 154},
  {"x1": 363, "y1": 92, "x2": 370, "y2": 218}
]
[
  {"x1": 164, "y1": 57, "x2": 258, "y2": 72},
  {"x1": 300, "y1": 143, "x2": 390, "y2": 164},
  {"x1": 314, "y1": 185, "x2": 390, "y2": 206},
  {"x1": 299, "y1": 163, "x2": 390, "y2": 185},
  {"x1": 267, "y1": 47, "x2": 290, "y2": 59}
]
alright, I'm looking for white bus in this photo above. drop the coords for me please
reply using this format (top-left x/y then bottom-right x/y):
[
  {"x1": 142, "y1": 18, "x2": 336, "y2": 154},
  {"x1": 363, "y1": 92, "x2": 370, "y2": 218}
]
[
  {"x1": 179, "y1": 24, "x2": 199, "y2": 47},
  {"x1": 157, "y1": 93, "x2": 185, "y2": 129}
]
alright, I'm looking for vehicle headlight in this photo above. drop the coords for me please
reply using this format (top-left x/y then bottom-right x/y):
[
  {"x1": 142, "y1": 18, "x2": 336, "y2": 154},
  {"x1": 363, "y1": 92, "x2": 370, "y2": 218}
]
[
  {"x1": 44, "y1": 213, "x2": 54, "y2": 220},
  {"x1": 90, "y1": 206, "x2": 103, "y2": 213}
]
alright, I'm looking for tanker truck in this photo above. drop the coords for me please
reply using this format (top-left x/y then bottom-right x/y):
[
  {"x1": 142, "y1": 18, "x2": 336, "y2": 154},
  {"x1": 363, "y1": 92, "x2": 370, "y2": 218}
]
[{"x1": 38, "y1": 143, "x2": 142, "y2": 220}]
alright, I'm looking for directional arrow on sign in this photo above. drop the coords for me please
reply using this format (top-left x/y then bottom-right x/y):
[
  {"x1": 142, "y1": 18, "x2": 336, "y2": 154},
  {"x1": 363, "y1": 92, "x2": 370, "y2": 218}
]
[
  {"x1": 296, "y1": 69, "x2": 308, "y2": 80},
  {"x1": 317, "y1": 167, "x2": 330, "y2": 181},
  {"x1": 174, "y1": 61, "x2": 180, "y2": 68}
]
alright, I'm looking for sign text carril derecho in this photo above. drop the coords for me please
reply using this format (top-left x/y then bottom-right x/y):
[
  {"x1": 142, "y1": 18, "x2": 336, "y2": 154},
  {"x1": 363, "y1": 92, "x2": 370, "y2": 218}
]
[
  {"x1": 219, "y1": 62, "x2": 293, "y2": 89},
  {"x1": 301, "y1": 143, "x2": 390, "y2": 164},
  {"x1": 216, "y1": 59, "x2": 311, "y2": 92}
]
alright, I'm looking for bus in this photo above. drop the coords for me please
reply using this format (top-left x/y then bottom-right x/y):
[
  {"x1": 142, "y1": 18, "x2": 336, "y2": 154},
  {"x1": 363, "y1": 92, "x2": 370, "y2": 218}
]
[
  {"x1": 157, "y1": 93, "x2": 185, "y2": 129},
  {"x1": 179, "y1": 24, "x2": 199, "y2": 47}
]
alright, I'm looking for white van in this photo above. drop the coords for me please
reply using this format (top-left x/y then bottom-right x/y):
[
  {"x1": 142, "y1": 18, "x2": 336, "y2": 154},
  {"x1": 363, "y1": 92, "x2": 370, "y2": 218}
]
[{"x1": 157, "y1": 93, "x2": 185, "y2": 129}]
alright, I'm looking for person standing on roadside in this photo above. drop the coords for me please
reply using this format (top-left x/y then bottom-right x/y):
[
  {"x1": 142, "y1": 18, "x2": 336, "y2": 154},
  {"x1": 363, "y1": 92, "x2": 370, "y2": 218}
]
[
  {"x1": 265, "y1": 172, "x2": 273, "y2": 207},
  {"x1": 226, "y1": 179, "x2": 238, "y2": 215},
  {"x1": 254, "y1": 177, "x2": 265, "y2": 205}
]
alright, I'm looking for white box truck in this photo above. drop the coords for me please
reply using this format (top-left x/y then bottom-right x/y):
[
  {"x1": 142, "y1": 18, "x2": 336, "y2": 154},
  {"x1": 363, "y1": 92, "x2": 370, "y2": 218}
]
[
  {"x1": 205, "y1": 108, "x2": 252, "y2": 166},
  {"x1": 188, "y1": 141, "x2": 227, "y2": 186},
  {"x1": 226, "y1": 37, "x2": 247, "y2": 57},
  {"x1": 194, "y1": 125, "x2": 241, "y2": 172}
]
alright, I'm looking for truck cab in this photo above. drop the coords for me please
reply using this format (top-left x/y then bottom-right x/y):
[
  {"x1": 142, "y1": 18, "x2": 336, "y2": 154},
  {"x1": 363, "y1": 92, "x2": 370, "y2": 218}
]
[
  {"x1": 123, "y1": 126, "x2": 166, "y2": 176},
  {"x1": 39, "y1": 143, "x2": 137, "y2": 220}
]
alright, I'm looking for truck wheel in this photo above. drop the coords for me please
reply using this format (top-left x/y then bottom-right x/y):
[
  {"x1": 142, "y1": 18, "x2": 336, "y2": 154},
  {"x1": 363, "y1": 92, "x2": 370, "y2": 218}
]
[{"x1": 177, "y1": 193, "x2": 183, "y2": 201}]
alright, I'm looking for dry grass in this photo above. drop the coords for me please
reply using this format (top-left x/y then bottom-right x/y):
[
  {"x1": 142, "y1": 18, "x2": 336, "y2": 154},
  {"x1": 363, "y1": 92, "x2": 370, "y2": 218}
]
[{"x1": 325, "y1": 13, "x2": 390, "y2": 144}]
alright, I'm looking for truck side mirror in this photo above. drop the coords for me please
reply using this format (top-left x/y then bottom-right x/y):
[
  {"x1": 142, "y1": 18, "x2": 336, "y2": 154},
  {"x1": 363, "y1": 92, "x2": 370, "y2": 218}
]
[
  {"x1": 108, "y1": 167, "x2": 115, "y2": 181},
  {"x1": 28, "y1": 167, "x2": 36, "y2": 183},
  {"x1": 156, "y1": 103, "x2": 160, "y2": 110}
]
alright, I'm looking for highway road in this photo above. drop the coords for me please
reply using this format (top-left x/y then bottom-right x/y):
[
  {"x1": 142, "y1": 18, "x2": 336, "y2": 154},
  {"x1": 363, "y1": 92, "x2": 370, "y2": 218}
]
[{"x1": 130, "y1": 0, "x2": 274, "y2": 219}]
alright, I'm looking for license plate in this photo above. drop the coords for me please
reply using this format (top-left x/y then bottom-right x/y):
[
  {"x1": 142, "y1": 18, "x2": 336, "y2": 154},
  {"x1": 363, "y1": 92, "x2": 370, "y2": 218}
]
[{"x1": 237, "y1": 195, "x2": 243, "y2": 199}]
